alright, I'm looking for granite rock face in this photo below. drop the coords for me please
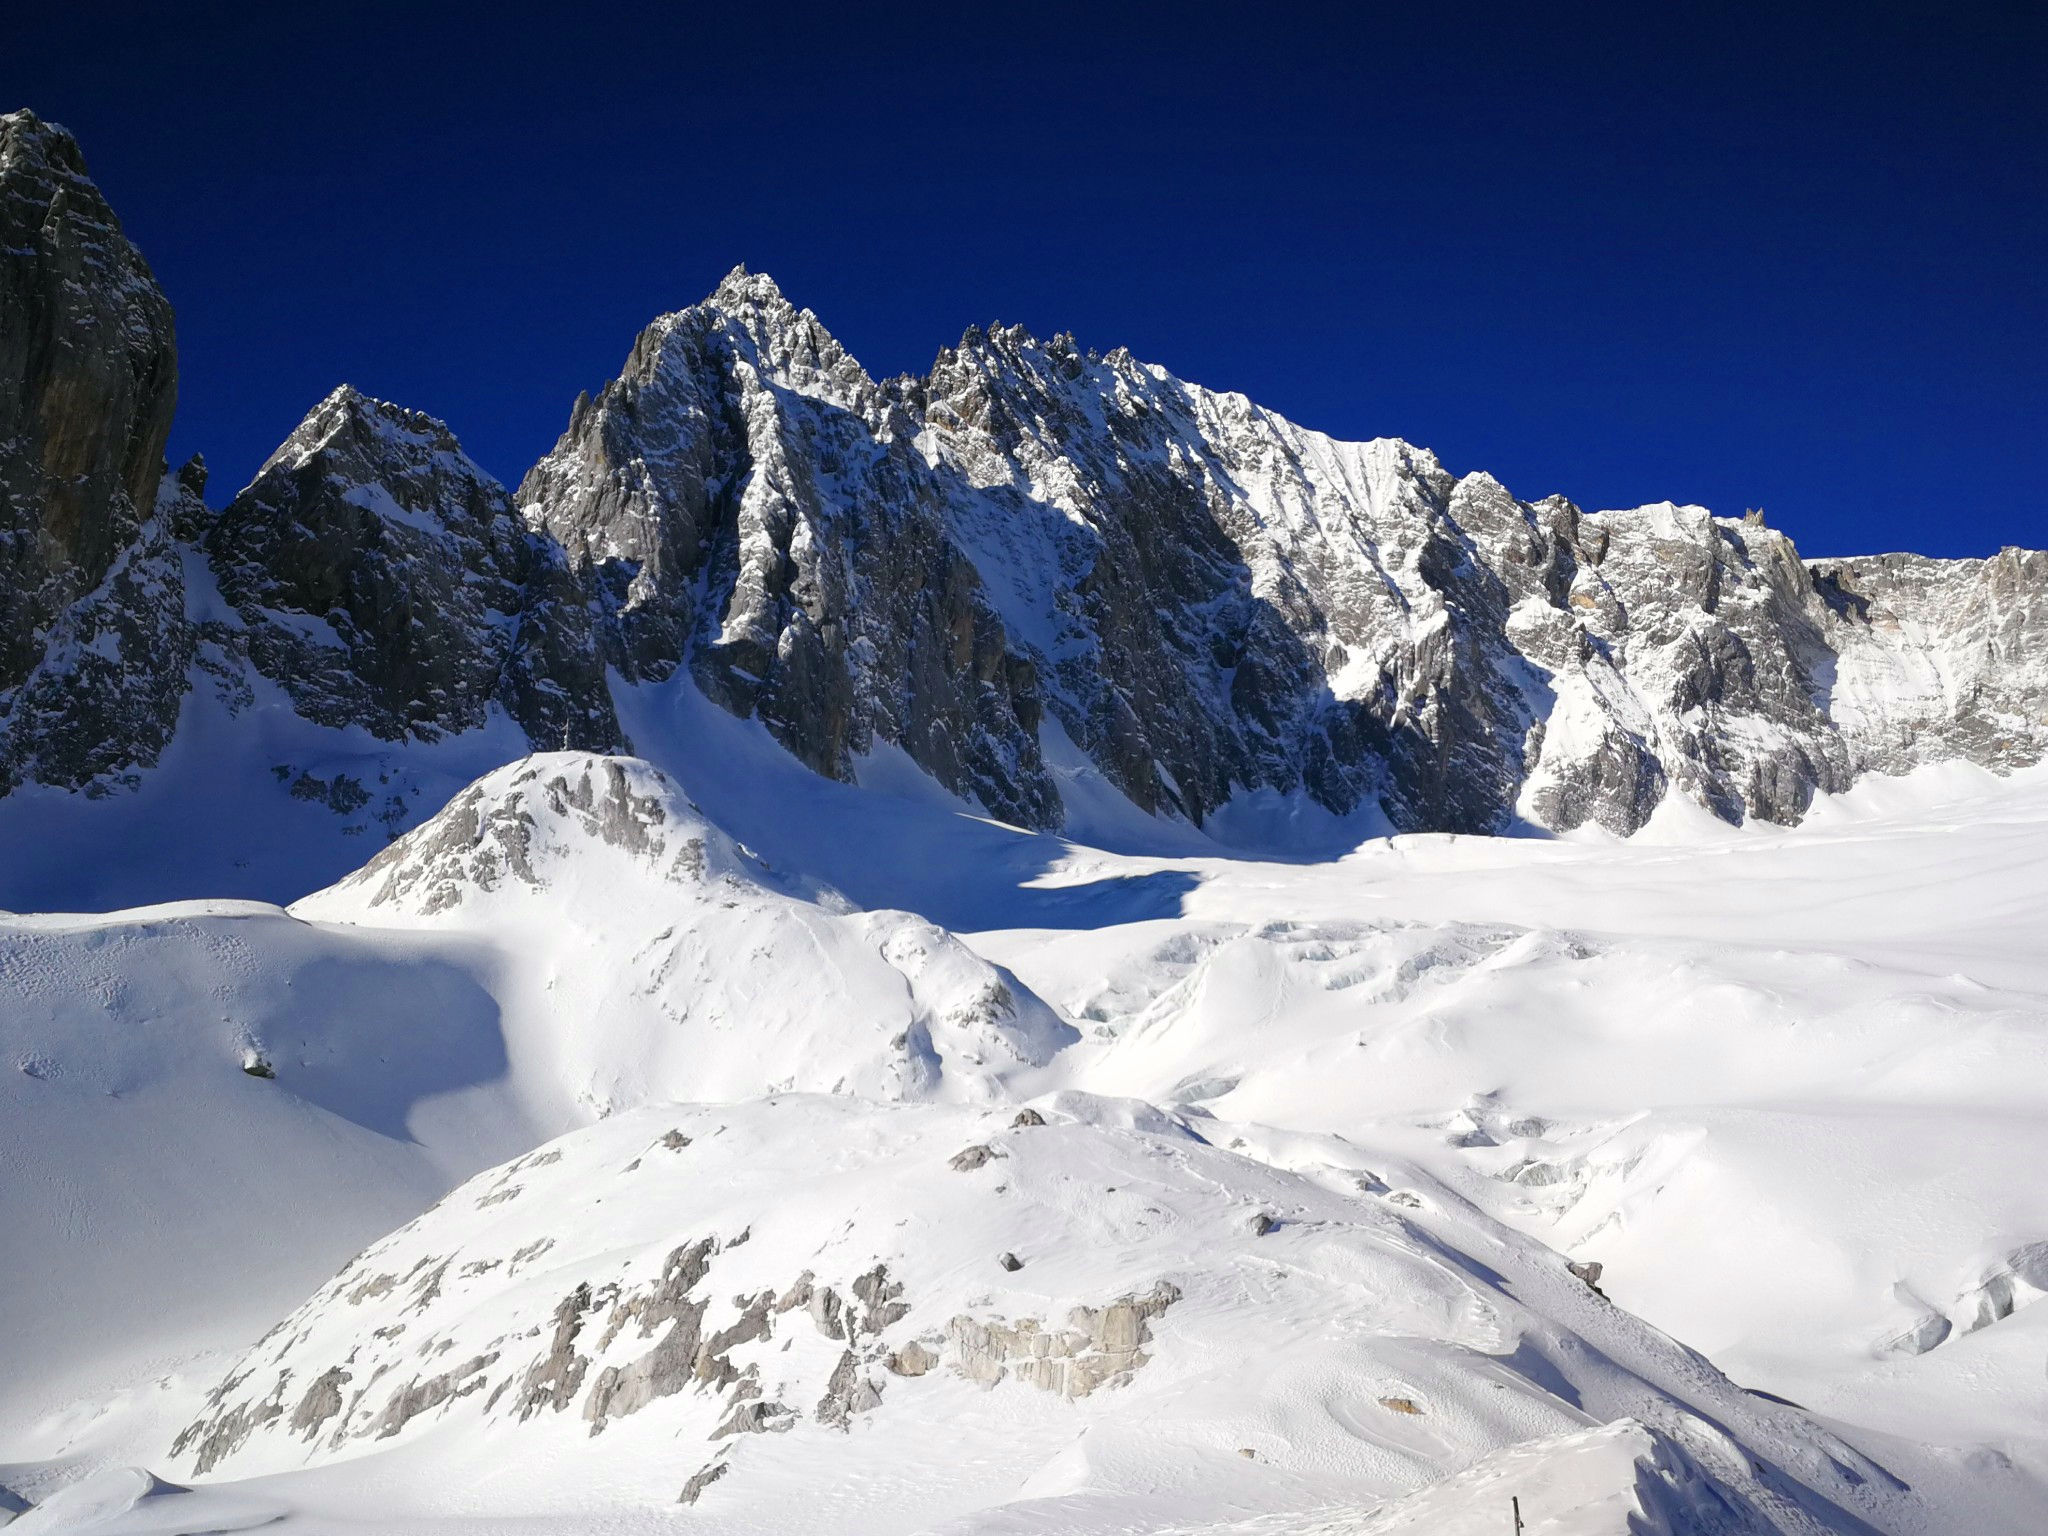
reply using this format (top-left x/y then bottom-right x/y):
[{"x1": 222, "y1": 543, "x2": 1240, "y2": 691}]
[
  {"x1": 0, "y1": 464, "x2": 198, "y2": 796},
  {"x1": 1811, "y1": 547, "x2": 2048, "y2": 781},
  {"x1": 518, "y1": 278, "x2": 2046, "y2": 837},
  {"x1": 917, "y1": 330, "x2": 1886, "y2": 834},
  {"x1": 209, "y1": 386, "x2": 621, "y2": 753},
  {"x1": 517, "y1": 269, "x2": 1060, "y2": 829},
  {"x1": 0, "y1": 110, "x2": 182, "y2": 791},
  {"x1": 917, "y1": 328, "x2": 1535, "y2": 830},
  {"x1": 1, "y1": 112, "x2": 626, "y2": 803}
]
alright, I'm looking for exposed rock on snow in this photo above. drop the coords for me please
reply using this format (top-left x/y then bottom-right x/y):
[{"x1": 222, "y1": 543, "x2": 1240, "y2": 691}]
[
  {"x1": 945, "y1": 1279, "x2": 1179, "y2": 1397},
  {"x1": 677, "y1": 1457, "x2": 728, "y2": 1505},
  {"x1": 165, "y1": 1096, "x2": 1898, "y2": 1535},
  {"x1": 318, "y1": 751, "x2": 724, "y2": 915},
  {"x1": 296, "y1": 752, "x2": 1076, "y2": 1105}
]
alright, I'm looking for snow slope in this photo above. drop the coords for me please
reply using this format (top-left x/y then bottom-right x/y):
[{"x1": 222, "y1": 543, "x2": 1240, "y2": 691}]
[
  {"x1": 149, "y1": 1096, "x2": 1897, "y2": 1535},
  {"x1": 5, "y1": 715, "x2": 2048, "y2": 1533}
]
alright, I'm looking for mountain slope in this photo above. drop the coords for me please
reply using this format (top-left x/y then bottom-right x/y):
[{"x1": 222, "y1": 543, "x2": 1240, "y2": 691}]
[
  {"x1": 7, "y1": 742, "x2": 2048, "y2": 1532},
  {"x1": 0, "y1": 751, "x2": 1066, "y2": 1443},
  {"x1": 5, "y1": 110, "x2": 2048, "y2": 1536},
  {"x1": 156, "y1": 1094, "x2": 1901, "y2": 1535}
]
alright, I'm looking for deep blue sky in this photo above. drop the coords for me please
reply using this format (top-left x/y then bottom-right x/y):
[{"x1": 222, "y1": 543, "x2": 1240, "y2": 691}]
[{"x1": 9, "y1": 2, "x2": 2043, "y2": 558}]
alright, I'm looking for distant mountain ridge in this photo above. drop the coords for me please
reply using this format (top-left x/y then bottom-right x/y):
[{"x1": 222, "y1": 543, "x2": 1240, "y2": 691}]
[{"x1": 3, "y1": 106, "x2": 2044, "y2": 866}]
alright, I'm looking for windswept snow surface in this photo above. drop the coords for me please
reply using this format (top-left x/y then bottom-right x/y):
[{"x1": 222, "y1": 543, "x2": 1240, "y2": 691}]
[{"x1": 4, "y1": 695, "x2": 2048, "y2": 1533}]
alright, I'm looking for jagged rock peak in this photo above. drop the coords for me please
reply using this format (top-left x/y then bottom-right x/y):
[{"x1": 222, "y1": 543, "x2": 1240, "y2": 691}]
[
  {"x1": 516, "y1": 268, "x2": 1062, "y2": 830},
  {"x1": 254, "y1": 383, "x2": 491, "y2": 487},
  {"x1": 0, "y1": 105, "x2": 178, "y2": 643},
  {"x1": 0, "y1": 108, "x2": 83, "y2": 173},
  {"x1": 709, "y1": 261, "x2": 786, "y2": 308},
  {"x1": 675, "y1": 266, "x2": 875, "y2": 407},
  {"x1": 0, "y1": 110, "x2": 173, "y2": 390},
  {"x1": 211, "y1": 384, "x2": 624, "y2": 753}
]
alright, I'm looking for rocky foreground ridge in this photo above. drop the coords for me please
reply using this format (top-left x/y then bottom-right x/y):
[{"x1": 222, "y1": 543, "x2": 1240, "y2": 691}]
[{"x1": 3, "y1": 106, "x2": 2044, "y2": 840}]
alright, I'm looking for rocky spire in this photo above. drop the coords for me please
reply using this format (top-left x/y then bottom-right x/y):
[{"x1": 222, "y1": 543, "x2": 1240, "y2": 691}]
[
  {"x1": 518, "y1": 271, "x2": 1061, "y2": 829},
  {"x1": 211, "y1": 387, "x2": 623, "y2": 753}
]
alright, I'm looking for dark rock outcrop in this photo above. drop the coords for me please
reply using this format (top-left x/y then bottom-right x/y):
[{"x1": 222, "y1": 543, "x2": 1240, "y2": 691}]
[
  {"x1": 0, "y1": 110, "x2": 184, "y2": 793},
  {"x1": 0, "y1": 110, "x2": 177, "y2": 685},
  {"x1": 210, "y1": 386, "x2": 621, "y2": 753}
]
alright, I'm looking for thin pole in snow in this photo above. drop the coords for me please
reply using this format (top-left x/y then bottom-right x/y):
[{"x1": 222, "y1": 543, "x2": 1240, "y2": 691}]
[{"x1": 1512, "y1": 1495, "x2": 1525, "y2": 1534}]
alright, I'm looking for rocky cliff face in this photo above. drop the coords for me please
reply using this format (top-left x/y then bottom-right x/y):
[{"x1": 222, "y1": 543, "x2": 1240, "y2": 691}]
[
  {"x1": 518, "y1": 269, "x2": 1059, "y2": 828},
  {"x1": 521, "y1": 282, "x2": 2036, "y2": 837},
  {"x1": 914, "y1": 327, "x2": 1882, "y2": 834},
  {"x1": 0, "y1": 110, "x2": 183, "y2": 793},
  {"x1": 0, "y1": 115, "x2": 624, "y2": 804},
  {"x1": 210, "y1": 385, "x2": 621, "y2": 753},
  {"x1": 1811, "y1": 547, "x2": 2048, "y2": 779},
  {"x1": 0, "y1": 114, "x2": 2042, "y2": 842},
  {"x1": 917, "y1": 329, "x2": 1539, "y2": 830}
]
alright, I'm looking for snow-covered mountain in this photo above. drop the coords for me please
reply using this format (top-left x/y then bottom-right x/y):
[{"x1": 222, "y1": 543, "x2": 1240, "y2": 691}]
[
  {"x1": 3, "y1": 109, "x2": 2046, "y2": 911},
  {"x1": 6, "y1": 107, "x2": 2048, "y2": 1536}
]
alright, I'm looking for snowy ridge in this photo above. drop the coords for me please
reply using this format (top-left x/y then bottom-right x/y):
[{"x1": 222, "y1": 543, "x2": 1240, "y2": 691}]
[{"x1": 298, "y1": 752, "x2": 1075, "y2": 1108}]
